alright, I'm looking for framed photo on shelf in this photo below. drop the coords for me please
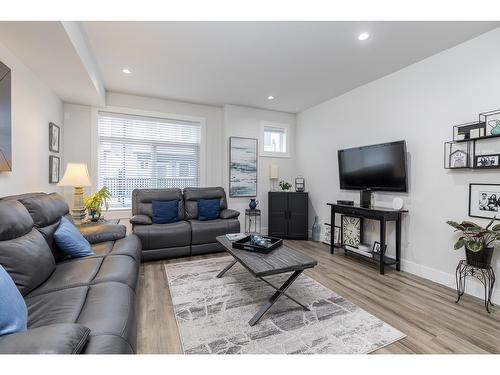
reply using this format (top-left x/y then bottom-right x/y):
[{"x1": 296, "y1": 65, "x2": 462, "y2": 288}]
[
  {"x1": 475, "y1": 154, "x2": 500, "y2": 168},
  {"x1": 449, "y1": 149, "x2": 468, "y2": 168},
  {"x1": 372, "y1": 241, "x2": 387, "y2": 255},
  {"x1": 49, "y1": 122, "x2": 60, "y2": 153},
  {"x1": 322, "y1": 225, "x2": 331, "y2": 245},
  {"x1": 341, "y1": 215, "x2": 363, "y2": 247},
  {"x1": 469, "y1": 183, "x2": 500, "y2": 220},
  {"x1": 49, "y1": 155, "x2": 60, "y2": 183}
]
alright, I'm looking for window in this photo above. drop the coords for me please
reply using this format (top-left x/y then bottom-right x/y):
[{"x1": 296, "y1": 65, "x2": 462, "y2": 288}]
[
  {"x1": 97, "y1": 111, "x2": 201, "y2": 209},
  {"x1": 260, "y1": 121, "x2": 290, "y2": 157}
]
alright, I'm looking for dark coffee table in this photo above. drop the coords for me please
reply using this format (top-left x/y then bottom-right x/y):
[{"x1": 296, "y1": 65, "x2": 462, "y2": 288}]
[{"x1": 216, "y1": 235, "x2": 318, "y2": 326}]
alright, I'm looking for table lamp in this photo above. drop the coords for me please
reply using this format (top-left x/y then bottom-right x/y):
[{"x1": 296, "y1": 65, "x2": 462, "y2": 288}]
[
  {"x1": 58, "y1": 163, "x2": 91, "y2": 223},
  {"x1": 269, "y1": 165, "x2": 279, "y2": 191}
]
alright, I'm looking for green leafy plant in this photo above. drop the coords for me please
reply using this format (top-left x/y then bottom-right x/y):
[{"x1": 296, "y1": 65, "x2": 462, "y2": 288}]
[
  {"x1": 83, "y1": 187, "x2": 111, "y2": 221},
  {"x1": 279, "y1": 180, "x2": 292, "y2": 191},
  {"x1": 446, "y1": 217, "x2": 500, "y2": 252}
]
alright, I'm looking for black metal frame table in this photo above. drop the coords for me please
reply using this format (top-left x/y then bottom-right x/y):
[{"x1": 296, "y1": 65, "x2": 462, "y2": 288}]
[
  {"x1": 455, "y1": 260, "x2": 496, "y2": 313},
  {"x1": 245, "y1": 209, "x2": 262, "y2": 233},
  {"x1": 328, "y1": 203, "x2": 408, "y2": 275},
  {"x1": 216, "y1": 235, "x2": 317, "y2": 326}
]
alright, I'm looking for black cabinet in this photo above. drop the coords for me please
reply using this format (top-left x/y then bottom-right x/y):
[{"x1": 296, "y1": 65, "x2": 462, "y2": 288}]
[{"x1": 268, "y1": 192, "x2": 308, "y2": 239}]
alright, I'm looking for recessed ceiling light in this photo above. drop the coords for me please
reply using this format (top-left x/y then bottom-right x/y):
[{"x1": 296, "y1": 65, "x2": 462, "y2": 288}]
[
  {"x1": 358, "y1": 32, "x2": 370, "y2": 41},
  {"x1": 122, "y1": 68, "x2": 132, "y2": 74},
  {"x1": 267, "y1": 95, "x2": 275, "y2": 100}
]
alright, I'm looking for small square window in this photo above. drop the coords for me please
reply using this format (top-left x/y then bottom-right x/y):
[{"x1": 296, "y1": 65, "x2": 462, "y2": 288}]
[{"x1": 260, "y1": 122, "x2": 290, "y2": 158}]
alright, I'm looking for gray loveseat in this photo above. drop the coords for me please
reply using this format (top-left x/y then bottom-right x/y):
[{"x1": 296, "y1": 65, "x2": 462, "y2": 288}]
[
  {"x1": 0, "y1": 192, "x2": 141, "y2": 354},
  {"x1": 130, "y1": 187, "x2": 240, "y2": 260}
]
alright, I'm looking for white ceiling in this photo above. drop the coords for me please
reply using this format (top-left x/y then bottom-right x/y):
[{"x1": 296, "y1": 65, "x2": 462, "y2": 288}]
[
  {"x1": 82, "y1": 21, "x2": 499, "y2": 112},
  {"x1": 0, "y1": 22, "x2": 499, "y2": 113}
]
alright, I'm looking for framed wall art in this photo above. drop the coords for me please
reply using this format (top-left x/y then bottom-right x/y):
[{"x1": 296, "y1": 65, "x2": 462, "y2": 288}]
[
  {"x1": 49, "y1": 155, "x2": 60, "y2": 183},
  {"x1": 49, "y1": 122, "x2": 60, "y2": 153},
  {"x1": 229, "y1": 137, "x2": 258, "y2": 197},
  {"x1": 469, "y1": 183, "x2": 500, "y2": 220}
]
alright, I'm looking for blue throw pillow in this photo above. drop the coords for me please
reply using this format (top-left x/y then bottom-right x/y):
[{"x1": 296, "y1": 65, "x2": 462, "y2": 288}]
[
  {"x1": 152, "y1": 200, "x2": 179, "y2": 224},
  {"x1": 0, "y1": 265, "x2": 28, "y2": 336},
  {"x1": 198, "y1": 199, "x2": 220, "y2": 221},
  {"x1": 54, "y1": 217, "x2": 94, "y2": 258}
]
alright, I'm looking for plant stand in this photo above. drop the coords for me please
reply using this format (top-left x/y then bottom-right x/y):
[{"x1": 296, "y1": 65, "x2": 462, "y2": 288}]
[{"x1": 455, "y1": 260, "x2": 496, "y2": 313}]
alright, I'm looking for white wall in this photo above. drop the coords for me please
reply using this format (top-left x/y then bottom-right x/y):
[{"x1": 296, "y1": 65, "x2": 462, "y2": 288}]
[
  {"x1": 223, "y1": 104, "x2": 296, "y2": 232},
  {"x1": 0, "y1": 41, "x2": 63, "y2": 197},
  {"x1": 296, "y1": 28, "x2": 500, "y2": 303}
]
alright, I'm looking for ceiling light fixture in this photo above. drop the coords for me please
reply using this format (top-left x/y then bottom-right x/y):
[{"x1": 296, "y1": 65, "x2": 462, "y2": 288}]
[
  {"x1": 358, "y1": 32, "x2": 370, "y2": 41},
  {"x1": 267, "y1": 95, "x2": 275, "y2": 100},
  {"x1": 122, "y1": 68, "x2": 132, "y2": 74}
]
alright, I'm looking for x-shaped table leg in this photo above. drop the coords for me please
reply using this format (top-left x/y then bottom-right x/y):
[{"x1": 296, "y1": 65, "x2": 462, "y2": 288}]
[
  {"x1": 249, "y1": 270, "x2": 308, "y2": 326},
  {"x1": 216, "y1": 259, "x2": 237, "y2": 278}
]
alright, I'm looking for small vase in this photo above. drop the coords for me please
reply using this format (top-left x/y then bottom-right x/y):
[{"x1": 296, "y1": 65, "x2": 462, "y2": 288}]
[
  {"x1": 312, "y1": 216, "x2": 321, "y2": 242},
  {"x1": 89, "y1": 210, "x2": 100, "y2": 222},
  {"x1": 249, "y1": 199, "x2": 259, "y2": 210}
]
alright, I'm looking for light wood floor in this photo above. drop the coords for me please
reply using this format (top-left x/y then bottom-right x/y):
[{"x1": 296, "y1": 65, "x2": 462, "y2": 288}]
[{"x1": 136, "y1": 240, "x2": 500, "y2": 354}]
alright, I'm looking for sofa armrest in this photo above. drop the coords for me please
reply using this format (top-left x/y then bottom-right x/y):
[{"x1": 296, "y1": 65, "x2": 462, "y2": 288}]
[
  {"x1": 78, "y1": 224, "x2": 126, "y2": 244},
  {"x1": 0, "y1": 323, "x2": 90, "y2": 354},
  {"x1": 130, "y1": 215, "x2": 152, "y2": 225},
  {"x1": 220, "y1": 209, "x2": 240, "y2": 219}
]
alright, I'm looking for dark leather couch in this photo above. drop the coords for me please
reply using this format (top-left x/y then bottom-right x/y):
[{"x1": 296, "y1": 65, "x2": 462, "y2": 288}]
[
  {"x1": 130, "y1": 187, "x2": 240, "y2": 260},
  {"x1": 0, "y1": 192, "x2": 141, "y2": 354}
]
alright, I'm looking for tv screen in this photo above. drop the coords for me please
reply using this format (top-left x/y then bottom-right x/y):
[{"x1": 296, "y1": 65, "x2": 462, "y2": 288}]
[{"x1": 338, "y1": 140, "x2": 407, "y2": 192}]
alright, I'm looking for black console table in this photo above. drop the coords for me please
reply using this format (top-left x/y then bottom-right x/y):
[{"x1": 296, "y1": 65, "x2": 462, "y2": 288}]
[{"x1": 327, "y1": 203, "x2": 408, "y2": 275}]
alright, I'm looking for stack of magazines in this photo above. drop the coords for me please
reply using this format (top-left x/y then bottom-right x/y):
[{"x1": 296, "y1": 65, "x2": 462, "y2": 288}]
[{"x1": 225, "y1": 233, "x2": 247, "y2": 241}]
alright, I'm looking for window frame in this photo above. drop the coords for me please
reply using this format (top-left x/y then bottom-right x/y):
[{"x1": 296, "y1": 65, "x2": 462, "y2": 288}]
[
  {"x1": 91, "y1": 107, "x2": 206, "y2": 212},
  {"x1": 260, "y1": 121, "x2": 291, "y2": 158}
]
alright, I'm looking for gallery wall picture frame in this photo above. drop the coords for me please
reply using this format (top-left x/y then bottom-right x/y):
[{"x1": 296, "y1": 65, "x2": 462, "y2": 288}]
[
  {"x1": 229, "y1": 136, "x2": 258, "y2": 197},
  {"x1": 469, "y1": 183, "x2": 500, "y2": 220},
  {"x1": 49, "y1": 155, "x2": 60, "y2": 183},
  {"x1": 49, "y1": 122, "x2": 60, "y2": 153},
  {"x1": 474, "y1": 154, "x2": 500, "y2": 169}
]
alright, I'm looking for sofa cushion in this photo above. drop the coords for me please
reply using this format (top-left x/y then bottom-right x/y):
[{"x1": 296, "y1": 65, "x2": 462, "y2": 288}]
[
  {"x1": 28, "y1": 257, "x2": 103, "y2": 297},
  {"x1": 26, "y1": 286, "x2": 89, "y2": 328},
  {"x1": 183, "y1": 187, "x2": 228, "y2": 220},
  {"x1": 198, "y1": 199, "x2": 220, "y2": 221},
  {"x1": 190, "y1": 218, "x2": 241, "y2": 245},
  {"x1": 92, "y1": 255, "x2": 139, "y2": 290},
  {"x1": 0, "y1": 228, "x2": 56, "y2": 296},
  {"x1": 0, "y1": 200, "x2": 34, "y2": 241},
  {"x1": 0, "y1": 265, "x2": 27, "y2": 335},
  {"x1": 54, "y1": 217, "x2": 94, "y2": 258},
  {"x1": 152, "y1": 200, "x2": 179, "y2": 224},
  {"x1": 133, "y1": 221, "x2": 191, "y2": 250},
  {"x1": 19, "y1": 193, "x2": 70, "y2": 228},
  {"x1": 132, "y1": 188, "x2": 184, "y2": 220}
]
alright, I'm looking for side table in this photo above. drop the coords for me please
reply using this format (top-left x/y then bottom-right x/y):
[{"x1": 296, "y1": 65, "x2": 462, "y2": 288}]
[
  {"x1": 455, "y1": 260, "x2": 495, "y2": 313},
  {"x1": 245, "y1": 209, "x2": 261, "y2": 234}
]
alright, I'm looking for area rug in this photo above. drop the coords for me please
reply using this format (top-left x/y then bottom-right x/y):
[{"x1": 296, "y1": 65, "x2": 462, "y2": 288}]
[{"x1": 165, "y1": 257, "x2": 405, "y2": 354}]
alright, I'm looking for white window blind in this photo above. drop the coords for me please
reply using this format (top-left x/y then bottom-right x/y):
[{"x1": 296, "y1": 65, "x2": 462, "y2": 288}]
[{"x1": 97, "y1": 111, "x2": 201, "y2": 209}]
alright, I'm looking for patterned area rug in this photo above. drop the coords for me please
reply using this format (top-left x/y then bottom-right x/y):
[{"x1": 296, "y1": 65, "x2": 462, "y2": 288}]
[{"x1": 165, "y1": 257, "x2": 405, "y2": 354}]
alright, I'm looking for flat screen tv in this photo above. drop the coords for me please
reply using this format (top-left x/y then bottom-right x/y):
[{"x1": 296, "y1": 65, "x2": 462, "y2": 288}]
[
  {"x1": 0, "y1": 60, "x2": 12, "y2": 171},
  {"x1": 338, "y1": 140, "x2": 407, "y2": 192}
]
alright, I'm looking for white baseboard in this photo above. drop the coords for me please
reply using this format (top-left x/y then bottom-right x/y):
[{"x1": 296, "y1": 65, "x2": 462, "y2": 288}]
[{"x1": 401, "y1": 259, "x2": 499, "y2": 304}]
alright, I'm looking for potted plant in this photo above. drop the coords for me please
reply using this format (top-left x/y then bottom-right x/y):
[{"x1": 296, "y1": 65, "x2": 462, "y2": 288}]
[
  {"x1": 446, "y1": 217, "x2": 499, "y2": 268},
  {"x1": 83, "y1": 187, "x2": 111, "y2": 222},
  {"x1": 279, "y1": 180, "x2": 292, "y2": 191}
]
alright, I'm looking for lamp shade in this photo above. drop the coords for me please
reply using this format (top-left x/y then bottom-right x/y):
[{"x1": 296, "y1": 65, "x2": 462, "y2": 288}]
[
  {"x1": 58, "y1": 163, "x2": 91, "y2": 187},
  {"x1": 269, "y1": 165, "x2": 279, "y2": 179}
]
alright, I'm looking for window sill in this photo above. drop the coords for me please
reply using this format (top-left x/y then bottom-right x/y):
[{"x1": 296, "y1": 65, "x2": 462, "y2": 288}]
[{"x1": 260, "y1": 151, "x2": 291, "y2": 158}]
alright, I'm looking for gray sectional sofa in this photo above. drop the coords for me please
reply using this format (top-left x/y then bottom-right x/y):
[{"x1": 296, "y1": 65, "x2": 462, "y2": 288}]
[
  {"x1": 130, "y1": 187, "x2": 240, "y2": 260},
  {"x1": 0, "y1": 192, "x2": 141, "y2": 354}
]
